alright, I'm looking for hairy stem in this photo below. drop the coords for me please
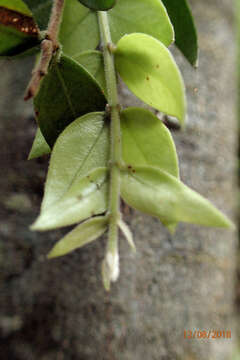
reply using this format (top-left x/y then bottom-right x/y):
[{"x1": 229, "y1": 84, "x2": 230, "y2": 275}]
[
  {"x1": 25, "y1": 0, "x2": 65, "y2": 101},
  {"x1": 98, "y1": 11, "x2": 121, "y2": 289},
  {"x1": 47, "y1": 0, "x2": 65, "y2": 50}
]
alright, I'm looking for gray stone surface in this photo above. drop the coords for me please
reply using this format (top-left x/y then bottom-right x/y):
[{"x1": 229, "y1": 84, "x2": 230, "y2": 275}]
[{"x1": 0, "y1": 0, "x2": 237, "y2": 359}]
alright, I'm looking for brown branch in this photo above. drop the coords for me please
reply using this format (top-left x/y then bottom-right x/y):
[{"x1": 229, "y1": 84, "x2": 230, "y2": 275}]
[
  {"x1": 24, "y1": 0, "x2": 65, "y2": 101},
  {"x1": 46, "y1": 0, "x2": 65, "y2": 50},
  {"x1": 24, "y1": 40, "x2": 53, "y2": 101}
]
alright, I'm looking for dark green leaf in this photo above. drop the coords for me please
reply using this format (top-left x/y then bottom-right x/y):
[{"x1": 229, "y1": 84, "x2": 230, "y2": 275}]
[
  {"x1": 28, "y1": 127, "x2": 50, "y2": 160},
  {"x1": 121, "y1": 165, "x2": 234, "y2": 228},
  {"x1": 0, "y1": 0, "x2": 31, "y2": 14},
  {"x1": 34, "y1": 54, "x2": 107, "y2": 147},
  {"x1": 48, "y1": 216, "x2": 108, "y2": 258},
  {"x1": 0, "y1": 2, "x2": 39, "y2": 56},
  {"x1": 161, "y1": 0, "x2": 198, "y2": 66},
  {"x1": 78, "y1": 0, "x2": 116, "y2": 11},
  {"x1": 22, "y1": 0, "x2": 53, "y2": 30},
  {"x1": 108, "y1": 0, "x2": 174, "y2": 46},
  {"x1": 115, "y1": 33, "x2": 186, "y2": 125}
]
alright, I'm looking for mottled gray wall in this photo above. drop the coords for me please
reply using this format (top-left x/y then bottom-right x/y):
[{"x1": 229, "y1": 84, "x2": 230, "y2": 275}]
[{"x1": 0, "y1": 0, "x2": 237, "y2": 359}]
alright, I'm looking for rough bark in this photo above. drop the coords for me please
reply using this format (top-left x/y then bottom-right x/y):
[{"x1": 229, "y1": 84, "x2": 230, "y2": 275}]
[{"x1": 0, "y1": 0, "x2": 237, "y2": 359}]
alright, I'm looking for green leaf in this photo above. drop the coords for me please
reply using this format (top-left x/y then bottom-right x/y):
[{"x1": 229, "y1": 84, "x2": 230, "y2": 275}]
[
  {"x1": 0, "y1": 3, "x2": 39, "y2": 56},
  {"x1": 60, "y1": 0, "x2": 99, "y2": 57},
  {"x1": 28, "y1": 127, "x2": 51, "y2": 160},
  {"x1": 121, "y1": 107, "x2": 179, "y2": 178},
  {"x1": 34, "y1": 54, "x2": 107, "y2": 147},
  {"x1": 78, "y1": 0, "x2": 116, "y2": 11},
  {"x1": 108, "y1": 0, "x2": 174, "y2": 46},
  {"x1": 47, "y1": 216, "x2": 108, "y2": 258},
  {"x1": 73, "y1": 50, "x2": 106, "y2": 94},
  {"x1": 22, "y1": 0, "x2": 53, "y2": 30},
  {"x1": 40, "y1": 112, "x2": 109, "y2": 210},
  {"x1": 121, "y1": 165, "x2": 234, "y2": 229},
  {"x1": 31, "y1": 167, "x2": 108, "y2": 231},
  {"x1": 115, "y1": 33, "x2": 186, "y2": 125},
  {"x1": 161, "y1": 0, "x2": 198, "y2": 66},
  {"x1": 0, "y1": 0, "x2": 31, "y2": 15},
  {"x1": 121, "y1": 107, "x2": 180, "y2": 233}
]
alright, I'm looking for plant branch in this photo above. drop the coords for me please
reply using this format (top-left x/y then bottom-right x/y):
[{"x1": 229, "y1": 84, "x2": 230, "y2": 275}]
[
  {"x1": 46, "y1": 0, "x2": 65, "y2": 50},
  {"x1": 24, "y1": 0, "x2": 65, "y2": 101},
  {"x1": 98, "y1": 11, "x2": 122, "y2": 290}
]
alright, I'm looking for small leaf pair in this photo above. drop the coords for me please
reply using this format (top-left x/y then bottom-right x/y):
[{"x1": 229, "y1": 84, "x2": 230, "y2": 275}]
[{"x1": 32, "y1": 108, "x2": 233, "y2": 261}]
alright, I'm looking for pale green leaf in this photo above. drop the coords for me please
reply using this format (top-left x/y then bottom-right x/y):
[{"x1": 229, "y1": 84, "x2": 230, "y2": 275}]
[
  {"x1": 121, "y1": 165, "x2": 234, "y2": 228},
  {"x1": 121, "y1": 107, "x2": 179, "y2": 177},
  {"x1": 108, "y1": 0, "x2": 174, "y2": 46},
  {"x1": 60, "y1": 0, "x2": 99, "y2": 57},
  {"x1": 31, "y1": 168, "x2": 108, "y2": 231},
  {"x1": 121, "y1": 107, "x2": 179, "y2": 232},
  {"x1": 115, "y1": 33, "x2": 186, "y2": 125},
  {"x1": 47, "y1": 216, "x2": 108, "y2": 258},
  {"x1": 28, "y1": 127, "x2": 50, "y2": 160},
  {"x1": 40, "y1": 112, "x2": 109, "y2": 212},
  {"x1": 73, "y1": 50, "x2": 106, "y2": 94}
]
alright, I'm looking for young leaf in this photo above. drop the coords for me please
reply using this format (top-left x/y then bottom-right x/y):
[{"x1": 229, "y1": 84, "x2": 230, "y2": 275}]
[
  {"x1": 47, "y1": 216, "x2": 109, "y2": 259},
  {"x1": 115, "y1": 33, "x2": 186, "y2": 125},
  {"x1": 108, "y1": 0, "x2": 174, "y2": 46},
  {"x1": 34, "y1": 54, "x2": 107, "y2": 147},
  {"x1": 31, "y1": 168, "x2": 108, "y2": 231},
  {"x1": 0, "y1": 3, "x2": 39, "y2": 56},
  {"x1": 60, "y1": 0, "x2": 99, "y2": 57},
  {"x1": 73, "y1": 50, "x2": 106, "y2": 94},
  {"x1": 78, "y1": 0, "x2": 116, "y2": 11},
  {"x1": 161, "y1": 0, "x2": 198, "y2": 66},
  {"x1": 121, "y1": 107, "x2": 179, "y2": 178},
  {"x1": 40, "y1": 112, "x2": 109, "y2": 212},
  {"x1": 28, "y1": 127, "x2": 50, "y2": 160},
  {"x1": 22, "y1": 0, "x2": 53, "y2": 30},
  {"x1": 118, "y1": 219, "x2": 136, "y2": 252},
  {"x1": 121, "y1": 166, "x2": 234, "y2": 229}
]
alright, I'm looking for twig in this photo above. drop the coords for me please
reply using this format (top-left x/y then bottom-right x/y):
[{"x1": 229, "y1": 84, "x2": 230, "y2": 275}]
[
  {"x1": 24, "y1": 40, "x2": 53, "y2": 101},
  {"x1": 24, "y1": 0, "x2": 65, "y2": 101},
  {"x1": 46, "y1": 0, "x2": 65, "y2": 50}
]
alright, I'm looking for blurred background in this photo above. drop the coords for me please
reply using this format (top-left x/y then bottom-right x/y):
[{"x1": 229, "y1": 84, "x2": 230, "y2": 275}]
[{"x1": 0, "y1": 0, "x2": 239, "y2": 359}]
